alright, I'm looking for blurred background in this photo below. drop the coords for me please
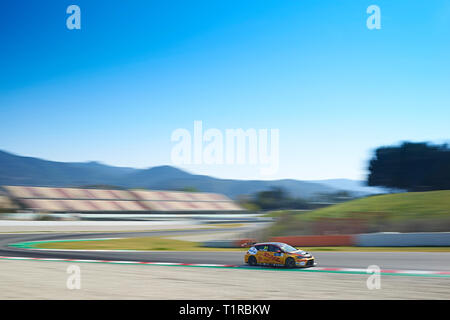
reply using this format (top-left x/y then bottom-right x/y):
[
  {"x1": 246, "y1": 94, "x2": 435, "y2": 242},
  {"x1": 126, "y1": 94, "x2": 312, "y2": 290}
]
[{"x1": 0, "y1": 0, "x2": 449, "y2": 300}]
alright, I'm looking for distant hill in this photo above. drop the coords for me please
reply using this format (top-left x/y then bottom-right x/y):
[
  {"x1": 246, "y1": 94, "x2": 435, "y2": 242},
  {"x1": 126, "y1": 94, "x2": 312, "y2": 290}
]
[
  {"x1": 0, "y1": 150, "x2": 137, "y2": 187},
  {"x1": 0, "y1": 150, "x2": 382, "y2": 199}
]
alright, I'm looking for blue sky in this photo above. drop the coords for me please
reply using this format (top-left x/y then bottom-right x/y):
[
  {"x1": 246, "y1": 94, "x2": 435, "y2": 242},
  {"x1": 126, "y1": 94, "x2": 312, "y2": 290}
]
[{"x1": 0, "y1": 0, "x2": 449, "y2": 181}]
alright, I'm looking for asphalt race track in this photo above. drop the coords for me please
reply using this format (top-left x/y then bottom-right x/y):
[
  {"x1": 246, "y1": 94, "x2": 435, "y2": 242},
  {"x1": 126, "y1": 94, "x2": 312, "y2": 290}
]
[{"x1": 1, "y1": 231, "x2": 450, "y2": 272}]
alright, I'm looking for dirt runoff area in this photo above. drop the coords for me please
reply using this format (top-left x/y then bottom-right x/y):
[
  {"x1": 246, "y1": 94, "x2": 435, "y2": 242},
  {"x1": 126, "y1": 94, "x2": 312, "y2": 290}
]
[{"x1": 1, "y1": 260, "x2": 449, "y2": 299}]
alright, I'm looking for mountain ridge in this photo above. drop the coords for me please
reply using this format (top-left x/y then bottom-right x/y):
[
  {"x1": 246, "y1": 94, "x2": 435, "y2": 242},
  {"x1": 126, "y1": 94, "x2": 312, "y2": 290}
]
[{"x1": 0, "y1": 150, "x2": 382, "y2": 199}]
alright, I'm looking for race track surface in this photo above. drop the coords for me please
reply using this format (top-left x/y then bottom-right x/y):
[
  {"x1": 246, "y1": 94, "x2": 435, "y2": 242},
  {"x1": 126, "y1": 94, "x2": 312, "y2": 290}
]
[{"x1": 1, "y1": 231, "x2": 450, "y2": 272}]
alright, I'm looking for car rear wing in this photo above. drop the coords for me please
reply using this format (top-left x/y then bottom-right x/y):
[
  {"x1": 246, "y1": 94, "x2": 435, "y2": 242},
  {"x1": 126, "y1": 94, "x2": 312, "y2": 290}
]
[{"x1": 240, "y1": 240, "x2": 257, "y2": 248}]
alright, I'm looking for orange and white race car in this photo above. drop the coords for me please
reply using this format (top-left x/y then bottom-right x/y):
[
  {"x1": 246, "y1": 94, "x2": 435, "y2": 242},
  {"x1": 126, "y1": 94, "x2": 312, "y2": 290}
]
[{"x1": 244, "y1": 242, "x2": 316, "y2": 268}]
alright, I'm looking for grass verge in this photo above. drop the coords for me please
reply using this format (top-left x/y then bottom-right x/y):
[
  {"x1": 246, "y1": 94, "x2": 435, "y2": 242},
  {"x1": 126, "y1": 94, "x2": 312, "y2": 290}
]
[
  {"x1": 32, "y1": 236, "x2": 245, "y2": 251},
  {"x1": 262, "y1": 191, "x2": 450, "y2": 236},
  {"x1": 29, "y1": 237, "x2": 450, "y2": 252},
  {"x1": 301, "y1": 190, "x2": 450, "y2": 220}
]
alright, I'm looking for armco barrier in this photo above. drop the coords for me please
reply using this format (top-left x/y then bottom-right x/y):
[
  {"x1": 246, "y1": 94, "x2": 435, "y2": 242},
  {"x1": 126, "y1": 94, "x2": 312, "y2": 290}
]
[
  {"x1": 202, "y1": 232, "x2": 450, "y2": 248},
  {"x1": 201, "y1": 240, "x2": 235, "y2": 248},
  {"x1": 355, "y1": 232, "x2": 450, "y2": 247},
  {"x1": 269, "y1": 235, "x2": 355, "y2": 246}
]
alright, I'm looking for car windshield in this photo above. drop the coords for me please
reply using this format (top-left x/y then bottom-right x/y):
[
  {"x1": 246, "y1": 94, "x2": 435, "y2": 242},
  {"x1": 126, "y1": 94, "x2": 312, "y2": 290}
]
[{"x1": 279, "y1": 244, "x2": 299, "y2": 253}]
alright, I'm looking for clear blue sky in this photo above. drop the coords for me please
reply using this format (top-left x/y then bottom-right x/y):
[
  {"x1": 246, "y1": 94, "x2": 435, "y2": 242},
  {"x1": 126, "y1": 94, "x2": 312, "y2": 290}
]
[{"x1": 0, "y1": 0, "x2": 449, "y2": 180}]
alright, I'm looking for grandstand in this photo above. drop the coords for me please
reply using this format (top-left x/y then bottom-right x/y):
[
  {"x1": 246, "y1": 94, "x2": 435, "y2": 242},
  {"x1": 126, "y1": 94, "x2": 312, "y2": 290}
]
[
  {"x1": 1, "y1": 186, "x2": 244, "y2": 213},
  {"x1": 0, "y1": 193, "x2": 16, "y2": 211}
]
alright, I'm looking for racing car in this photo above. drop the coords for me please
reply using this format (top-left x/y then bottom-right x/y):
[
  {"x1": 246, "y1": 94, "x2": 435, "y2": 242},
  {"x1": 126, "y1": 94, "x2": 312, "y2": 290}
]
[{"x1": 244, "y1": 242, "x2": 316, "y2": 268}]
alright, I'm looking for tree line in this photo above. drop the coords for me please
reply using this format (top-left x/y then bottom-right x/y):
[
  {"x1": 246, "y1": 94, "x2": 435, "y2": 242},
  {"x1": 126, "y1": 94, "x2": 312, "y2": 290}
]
[
  {"x1": 368, "y1": 142, "x2": 450, "y2": 192},
  {"x1": 241, "y1": 141, "x2": 449, "y2": 211}
]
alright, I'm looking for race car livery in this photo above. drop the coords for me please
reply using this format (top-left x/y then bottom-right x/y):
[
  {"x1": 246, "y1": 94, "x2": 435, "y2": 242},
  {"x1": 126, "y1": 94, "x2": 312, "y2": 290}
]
[{"x1": 244, "y1": 242, "x2": 316, "y2": 268}]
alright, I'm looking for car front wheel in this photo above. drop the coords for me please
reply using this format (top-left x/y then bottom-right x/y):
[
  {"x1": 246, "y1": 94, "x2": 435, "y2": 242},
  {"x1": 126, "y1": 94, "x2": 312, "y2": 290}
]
[
  {"x1": 285, "y1": 257, "x2": 296, "y2": 268},
  {"x1": 248, "y1": 256, "x2": 257, "y2": 266}
]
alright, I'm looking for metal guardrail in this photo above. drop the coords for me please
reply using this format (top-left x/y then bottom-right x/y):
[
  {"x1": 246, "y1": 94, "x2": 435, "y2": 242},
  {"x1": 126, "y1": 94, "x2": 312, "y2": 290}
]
[{"x1": 355, "y1": 232, "x2": 450, "y2": 247}]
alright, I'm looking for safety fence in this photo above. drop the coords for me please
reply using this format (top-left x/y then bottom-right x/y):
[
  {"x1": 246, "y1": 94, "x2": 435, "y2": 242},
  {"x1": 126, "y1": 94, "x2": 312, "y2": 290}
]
[{"x1": 202, "y1": 232, "x2": 450, "y2": 248}]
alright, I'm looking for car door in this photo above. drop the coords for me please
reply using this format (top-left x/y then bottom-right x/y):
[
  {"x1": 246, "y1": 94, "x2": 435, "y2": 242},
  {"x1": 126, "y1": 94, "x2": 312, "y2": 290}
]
[
  {"x1": 253, "y1": 245, "x2": 266, "y2": 264},
  {"x1": 256, "y1": 245, "x2": 271, "y2": 264},
  {"x1": 268, "y1": 245, "x2": 284, "y2": 265}
]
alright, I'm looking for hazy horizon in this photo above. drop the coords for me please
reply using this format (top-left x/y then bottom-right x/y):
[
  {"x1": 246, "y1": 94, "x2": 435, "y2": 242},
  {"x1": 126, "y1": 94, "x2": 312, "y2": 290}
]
[{"x1": 0, "y1": 147, "x2": 397, "y2": 185}]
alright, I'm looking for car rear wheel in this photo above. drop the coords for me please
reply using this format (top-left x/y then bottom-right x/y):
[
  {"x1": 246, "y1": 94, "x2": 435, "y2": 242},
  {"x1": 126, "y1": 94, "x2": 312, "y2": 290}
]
[
  {"x1": 248, "y1": 256, "x2": 257, "y2": 266},
  {"x1": 285, "y1": 257, "x2": 296, "y2": 268}
]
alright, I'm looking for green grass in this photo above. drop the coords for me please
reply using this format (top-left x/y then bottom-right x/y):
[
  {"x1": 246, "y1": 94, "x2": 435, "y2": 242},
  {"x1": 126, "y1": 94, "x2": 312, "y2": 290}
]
[
  {"x1": 262, "y1": 210, "x2": 309, "y2": 218},
  {"x1": 204, "y1": 223, "x2": 245, "y2": 228},
  {"x1": 301, "y1": 190, "x2": 450, "y2": 221},
  {"x1": 33, "y1": 236, "x2": 246, "y2": 252},
  {"x1": 30, "y1": 237, "x2": 450, "y2": 252},
  {"x1": 262, "y1": 191, "x2": 450, "y2": 236}
]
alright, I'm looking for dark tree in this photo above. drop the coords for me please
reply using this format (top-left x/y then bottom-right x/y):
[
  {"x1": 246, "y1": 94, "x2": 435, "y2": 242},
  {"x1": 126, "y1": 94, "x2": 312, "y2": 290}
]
[{"x1": 367, "y1": 142, "x2": 450, "y2": 191}]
